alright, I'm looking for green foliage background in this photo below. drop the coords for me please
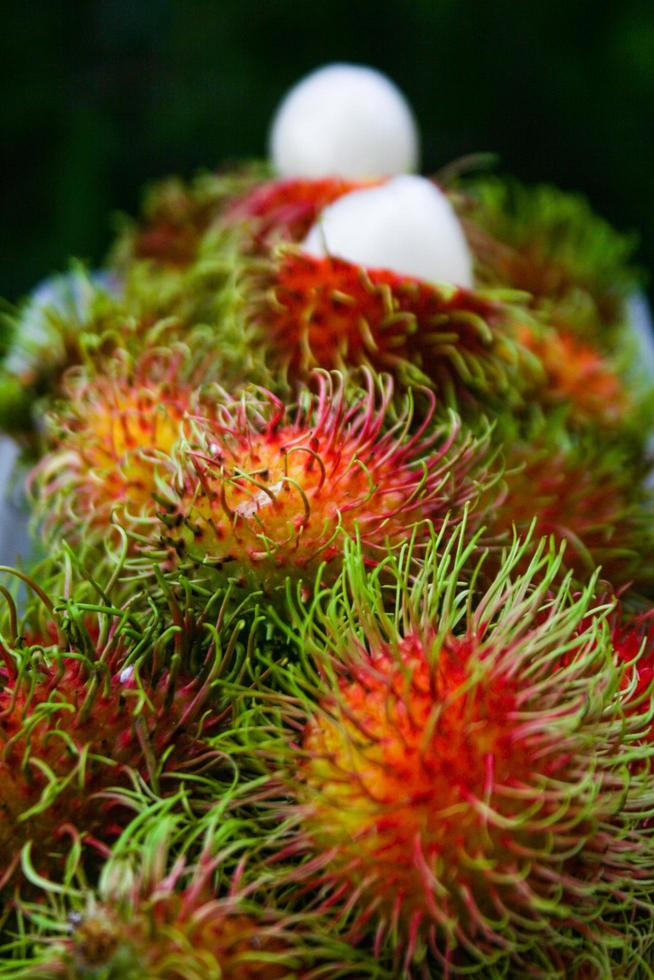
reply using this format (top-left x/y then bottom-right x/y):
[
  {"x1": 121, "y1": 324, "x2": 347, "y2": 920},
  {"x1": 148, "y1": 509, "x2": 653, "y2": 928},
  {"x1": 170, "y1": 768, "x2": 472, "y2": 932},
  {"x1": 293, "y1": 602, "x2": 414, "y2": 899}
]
[{"x1": 2, "y1": 0, "x2": 653, "y2": 302}]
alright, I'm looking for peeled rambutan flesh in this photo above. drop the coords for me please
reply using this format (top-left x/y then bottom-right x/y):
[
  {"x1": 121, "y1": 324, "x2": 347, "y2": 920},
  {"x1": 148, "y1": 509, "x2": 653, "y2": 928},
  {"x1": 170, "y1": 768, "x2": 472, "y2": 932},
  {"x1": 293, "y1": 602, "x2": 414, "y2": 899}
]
[{"x1": 157, "y1": 373, "x2": 488, "y2": 590}]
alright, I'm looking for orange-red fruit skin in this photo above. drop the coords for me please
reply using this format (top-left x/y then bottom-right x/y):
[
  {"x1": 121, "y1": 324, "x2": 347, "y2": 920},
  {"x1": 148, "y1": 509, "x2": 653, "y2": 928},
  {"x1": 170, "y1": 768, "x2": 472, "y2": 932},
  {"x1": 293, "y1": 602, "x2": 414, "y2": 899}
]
[
  {"x1": 0, "y1": 661, "x2": 218, "y2": 883},
  {"x1": 227, "y1": 176, "x2": 374, "y2": 247},
  {"x1": 259, "y1": 252, "x2": 507, "y2": 387}
]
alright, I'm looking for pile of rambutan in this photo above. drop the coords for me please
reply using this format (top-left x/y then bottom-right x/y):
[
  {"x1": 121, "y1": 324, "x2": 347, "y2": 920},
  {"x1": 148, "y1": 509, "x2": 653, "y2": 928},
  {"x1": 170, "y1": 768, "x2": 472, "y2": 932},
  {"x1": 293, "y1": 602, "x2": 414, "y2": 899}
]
[{"x1": 1, "y1": 64, "x2": 653, "y2": 978}]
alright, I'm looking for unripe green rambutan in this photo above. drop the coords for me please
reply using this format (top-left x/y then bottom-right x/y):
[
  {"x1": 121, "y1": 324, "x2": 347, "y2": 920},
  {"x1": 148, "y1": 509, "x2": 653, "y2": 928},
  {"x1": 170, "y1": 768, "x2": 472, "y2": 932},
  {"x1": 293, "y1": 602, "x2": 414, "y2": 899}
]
[
  {"x1": 250, "y1": 250, "x2": 539, "y2": 403},
  {"x1": 276, "y1": 525, "x2": 654, "y2": 975},
  {"x1": 152, "y1": 371, "x2": 494, "y2": 593}
]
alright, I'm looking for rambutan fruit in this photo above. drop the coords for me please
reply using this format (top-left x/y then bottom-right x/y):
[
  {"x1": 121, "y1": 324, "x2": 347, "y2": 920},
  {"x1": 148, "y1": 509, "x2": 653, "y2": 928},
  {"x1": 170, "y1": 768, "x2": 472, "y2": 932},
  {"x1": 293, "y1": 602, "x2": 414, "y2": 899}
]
[
  {"x1": 251, "y1": 249, "x2": 538, "y2": 402},
  {"x1": 0, "y1": 269, "x2": 123, "y2": 444},
  {"x1": 458, "y1": 176, "x2": 639, "y2": 343},
  {"x1": 17, "y1": 816, "x2": 292, "y2": 980},
  {"x1": 31, "y1": 346, "x2": 221, "y2": 553},
  {"x1": 0, "y1": 270, "x2": 237, "y2": 448},
  {"x1": 112, "y1": 168, "x2": 267, "y2": 273},
  {"x1": 225, "y1": 176, "x2": 376, "y2": 249},
  {"x1": 0, "y1": 580, "x2": 234, "y2": 888},
  {"x1": 268, "y1": 64, "x2": 419, "y2": 180},
  {"x1": 488, "y1": 422, "x2": 654, "y2": 594},
  {"x1": 516, "y1": 323, "x2": 631, "y2": 428},
  {"x1": 609, "y1": 605, "x2": 654, "y2": 731},
  {"x1": 153, "y1": 371, "x2": 493, "y2": 593},
  {"x1": 18, "y1": 814, "x2": 385, "y2": 980},
  {"x1": 278, "y1": 525, "x2": 654, "y2": 975}
]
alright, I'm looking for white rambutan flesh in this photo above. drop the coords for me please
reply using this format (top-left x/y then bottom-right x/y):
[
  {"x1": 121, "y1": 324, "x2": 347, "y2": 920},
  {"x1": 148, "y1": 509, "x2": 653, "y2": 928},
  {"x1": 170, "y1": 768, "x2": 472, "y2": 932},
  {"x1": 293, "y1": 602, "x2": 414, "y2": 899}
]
[
  {"x1": 301, "y1": 175, "x2": 474, "y2": 287},
  {"x1": 269, "y1": 63, "x2": 419, "y2": 179}
]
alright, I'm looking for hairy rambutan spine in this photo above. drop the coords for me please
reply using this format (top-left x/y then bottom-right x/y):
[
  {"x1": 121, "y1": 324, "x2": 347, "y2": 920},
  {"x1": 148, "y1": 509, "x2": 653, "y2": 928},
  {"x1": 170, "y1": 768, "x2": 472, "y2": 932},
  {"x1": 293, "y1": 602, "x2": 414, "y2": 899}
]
[
  {"x1": 147, "y1": 370, "x2": 495, "y2": 593},
  {"x1": 30, "y1": 346, "x2": 226, "y2": 555},
  {"x1": 487, "y1": 423, "x2": 654, "y2": 595},
  {"x1": 16, "y1": 813, "x2": 388, "y2": 979},
  {"x1": 249, "y1": 249, "x2": 541, "y2": 402},
  {"x1": 0, "y1": 562, "x2": 251, "y2": 890},
  {"x1": 457, "y1": 176, "x2": 639, "y2": 342},
  {"x1": 270, "y1": 523, "x2": 654, "y2": 975},
  {"x1": 516, "y1": 323, "x2": 632, "y2": 427}
]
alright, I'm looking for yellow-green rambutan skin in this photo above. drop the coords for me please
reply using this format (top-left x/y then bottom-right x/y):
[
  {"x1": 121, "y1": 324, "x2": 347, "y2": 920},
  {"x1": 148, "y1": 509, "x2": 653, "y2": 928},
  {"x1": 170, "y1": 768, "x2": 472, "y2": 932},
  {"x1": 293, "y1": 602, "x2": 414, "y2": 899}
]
[
  {"x1": 0, "y1": 272, "x2": 246, "y2": 450},
  {"x1": 30, "y1": 343, "x2": 233, "y2": 559}
]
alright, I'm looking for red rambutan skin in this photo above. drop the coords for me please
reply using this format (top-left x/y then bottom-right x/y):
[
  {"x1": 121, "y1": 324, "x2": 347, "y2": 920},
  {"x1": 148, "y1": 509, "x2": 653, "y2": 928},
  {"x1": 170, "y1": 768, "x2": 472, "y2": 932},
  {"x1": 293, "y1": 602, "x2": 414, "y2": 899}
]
[
  {"x1": 131, "y1": 174, "x2": 370, "y2": 270},
  {"x1": 225, "y1": 176, "x2": 375, "y2": 248},
  {"x1": 517, "y1": 324, "x2": 629, "y2": 426},
  {"x1": 295, "y1": 616, "x2": 652, "y2": 970},
  {"x1": 161, "y1": 373, "x2": 487, "y2": 588},
  {"x1": 254, "y1": 252, "x2": 523, "y2": 395},
  {"x1": 301, "y1": 631, "x2": 565, "y2": 939},
  {"x1": 488, "y1": 443, "x2": 652, "y2": 590},
  {"x1": 611, "y1": 608, "x2": 654, "y2": 726},
  {"x1": 0, "y1": 651, "x2": 222, "y2": 886}
]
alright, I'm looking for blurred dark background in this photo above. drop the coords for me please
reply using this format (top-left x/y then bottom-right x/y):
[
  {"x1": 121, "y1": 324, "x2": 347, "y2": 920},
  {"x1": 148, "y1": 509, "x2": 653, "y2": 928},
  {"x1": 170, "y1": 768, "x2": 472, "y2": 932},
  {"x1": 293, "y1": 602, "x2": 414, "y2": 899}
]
[{"x1": 2, "y1": 0, "x2": 654, "y2": 302}]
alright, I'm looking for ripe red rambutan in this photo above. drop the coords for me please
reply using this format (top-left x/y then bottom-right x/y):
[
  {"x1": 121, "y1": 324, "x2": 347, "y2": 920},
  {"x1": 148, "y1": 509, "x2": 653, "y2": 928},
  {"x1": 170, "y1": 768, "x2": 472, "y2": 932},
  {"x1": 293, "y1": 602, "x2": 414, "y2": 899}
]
[
  {"x1": 225, "y1": 176, "x2": 376, "y2": 248},
  {"x1": 32, "y1": 348, "x2": 217, "y2": 553},
  {"x1": 517, "y1": 324, "x2": 630, "y2": 427},
  {"x1": 488, "y1": 427, "x2": 654, "y2": 592},
  {"x1": 115, "y1": 170, "x2": 265, "y2": 271},
  {"x1": 154, "y1": 371, "x2": 492, "y2": 592},
  {"x1": 0, "y1": 607, "x2": 226, "y2": 887},
  {"x1": 279, "y1": 526, "x2": 654, "y2": 974},
  {"x1": 251, "y1": 251, "x2": 536, "y2": 400}
]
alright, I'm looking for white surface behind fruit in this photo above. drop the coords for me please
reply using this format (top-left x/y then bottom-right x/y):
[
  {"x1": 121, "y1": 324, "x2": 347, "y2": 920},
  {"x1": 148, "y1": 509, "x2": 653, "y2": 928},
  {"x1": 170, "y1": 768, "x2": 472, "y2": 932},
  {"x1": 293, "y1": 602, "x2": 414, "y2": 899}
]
[
  {"x1": 628, "y1": 293, "x2": 654, "y2": 377},
  {"x1": 301, "y1": 175, "x2": 474, "y2": 288},
  {"x1": 269, "y1": 63, "x2": 419, "y2": 179},
  {"x1": 0, "y1": 437, "x2": 30, "y2": 568}
]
